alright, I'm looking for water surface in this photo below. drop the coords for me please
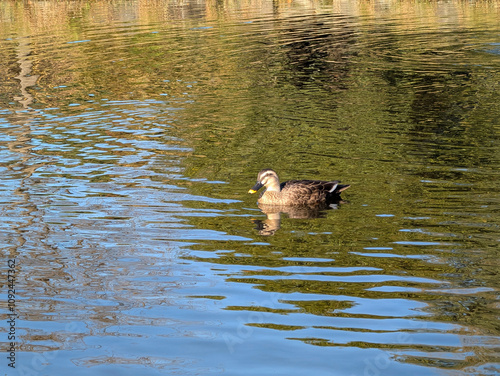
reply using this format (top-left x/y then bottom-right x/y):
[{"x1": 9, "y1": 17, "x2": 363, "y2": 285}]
[{"x1": 0, "y1": 1, "x2": 499, "y2": 375}]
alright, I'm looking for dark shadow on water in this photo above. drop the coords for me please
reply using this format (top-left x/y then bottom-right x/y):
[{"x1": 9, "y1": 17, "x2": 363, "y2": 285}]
[{"x1": 252, "y1": 199, "x2": 348, "y2": 236}]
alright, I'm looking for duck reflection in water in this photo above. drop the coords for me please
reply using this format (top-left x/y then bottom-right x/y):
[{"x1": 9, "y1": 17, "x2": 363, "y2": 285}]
[
  {"x1": 249, "y1": 169, "x2": 350, "y2": 236},
  {"x1": 252, "y1": 200, "x2": 346, "y2": 236}
]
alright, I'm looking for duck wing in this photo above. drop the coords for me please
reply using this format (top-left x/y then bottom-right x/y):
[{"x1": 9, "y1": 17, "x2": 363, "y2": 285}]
[{"x1": 280, "y1": 180, "x2": 349, "y2": 205}]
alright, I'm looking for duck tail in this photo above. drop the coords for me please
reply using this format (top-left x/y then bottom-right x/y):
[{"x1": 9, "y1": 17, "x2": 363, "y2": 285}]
[
  {"x1": 328, "y1": 183, "x2": 339, "y2": 193},
  {"x1": 327, "y1": 181, "x2": 351, "y2": 194},
  {"x1": 334, "y1": 184, "x2": 351, "y2": 193}
]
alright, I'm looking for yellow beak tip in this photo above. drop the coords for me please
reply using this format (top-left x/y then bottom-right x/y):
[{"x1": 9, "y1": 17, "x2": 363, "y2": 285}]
[{"x1": 248, "y1": 189, "x2": 257, "y2": 194}]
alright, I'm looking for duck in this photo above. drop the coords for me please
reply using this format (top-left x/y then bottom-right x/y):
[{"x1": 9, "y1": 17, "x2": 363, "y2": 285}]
[{"x1": 248, "y1": 169, "x2": 350, "y2": 206}]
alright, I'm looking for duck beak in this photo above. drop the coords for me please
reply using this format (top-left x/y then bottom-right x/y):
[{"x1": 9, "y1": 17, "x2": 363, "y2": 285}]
[{"x1": 248, "y1": 182, "x2": 263, "y2": 194}]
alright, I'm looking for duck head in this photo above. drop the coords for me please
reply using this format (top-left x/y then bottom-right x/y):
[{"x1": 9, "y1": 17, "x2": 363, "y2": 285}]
[{"x1": 249, "y1": 169, "x2": 281, "y2": 194}]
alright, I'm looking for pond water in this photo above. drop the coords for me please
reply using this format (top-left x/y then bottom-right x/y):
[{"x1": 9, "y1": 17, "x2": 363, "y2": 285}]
[{"x1": 1, "y1": 0, "x2": 499, "y2": 375}]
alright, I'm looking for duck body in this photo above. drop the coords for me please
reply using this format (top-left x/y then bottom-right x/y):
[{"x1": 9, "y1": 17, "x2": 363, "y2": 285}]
[{"x1": 249, "y1": 169, "x2": 350, "y2": 206}]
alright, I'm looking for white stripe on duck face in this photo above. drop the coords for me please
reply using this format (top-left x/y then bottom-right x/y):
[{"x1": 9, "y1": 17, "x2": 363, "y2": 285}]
[
  {"x1": 259, "y1": 171, "x2": 278, "y2": 183},
  {"x1": 262, "y1": 173, "x2": 275, "y2": 182}
]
